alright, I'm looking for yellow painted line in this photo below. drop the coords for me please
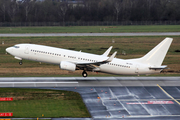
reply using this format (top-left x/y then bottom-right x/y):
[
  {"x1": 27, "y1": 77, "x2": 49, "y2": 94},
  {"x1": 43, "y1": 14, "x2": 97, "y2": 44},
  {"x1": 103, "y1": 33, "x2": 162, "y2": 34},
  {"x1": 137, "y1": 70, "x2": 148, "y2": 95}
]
[{"x1": 157, "y1": 84, "x2": 180, "y2": 105}]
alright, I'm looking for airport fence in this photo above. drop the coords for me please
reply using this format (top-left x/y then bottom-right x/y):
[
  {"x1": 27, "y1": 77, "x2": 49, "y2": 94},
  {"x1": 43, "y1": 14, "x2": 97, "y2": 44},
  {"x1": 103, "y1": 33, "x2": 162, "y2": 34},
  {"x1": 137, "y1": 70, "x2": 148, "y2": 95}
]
[{"x1": 0, "y1": 21, "x2": 180, "y2": 27}]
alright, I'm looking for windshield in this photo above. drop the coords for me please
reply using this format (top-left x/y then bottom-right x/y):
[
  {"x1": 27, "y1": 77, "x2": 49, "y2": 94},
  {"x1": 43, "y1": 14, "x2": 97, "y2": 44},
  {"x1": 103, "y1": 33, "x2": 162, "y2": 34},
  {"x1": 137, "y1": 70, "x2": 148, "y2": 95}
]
[{"x1": 13, "y1": 46, "x2": 20, "y2": 48}]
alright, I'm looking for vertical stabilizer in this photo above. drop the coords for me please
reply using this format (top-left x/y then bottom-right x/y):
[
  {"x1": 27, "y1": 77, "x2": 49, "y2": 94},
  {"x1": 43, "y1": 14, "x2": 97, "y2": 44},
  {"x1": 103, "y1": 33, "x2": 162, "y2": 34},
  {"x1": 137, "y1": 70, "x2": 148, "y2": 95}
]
[{"x1": 139, "y1": 37, "x2": 173, "y2": 66}]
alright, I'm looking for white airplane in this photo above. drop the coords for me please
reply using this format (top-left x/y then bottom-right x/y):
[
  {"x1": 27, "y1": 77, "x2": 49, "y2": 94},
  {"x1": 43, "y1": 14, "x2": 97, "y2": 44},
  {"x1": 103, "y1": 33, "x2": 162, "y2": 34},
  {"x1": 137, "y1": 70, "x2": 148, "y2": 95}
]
[{"x1": 6, "y1": 37, "x2": 173, "y2": 77}]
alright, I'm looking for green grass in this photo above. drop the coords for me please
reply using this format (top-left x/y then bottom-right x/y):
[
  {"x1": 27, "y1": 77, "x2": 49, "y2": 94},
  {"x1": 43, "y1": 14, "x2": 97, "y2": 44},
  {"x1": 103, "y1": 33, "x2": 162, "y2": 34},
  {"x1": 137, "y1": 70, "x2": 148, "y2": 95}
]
[
  {"x1": 0, "y1": 25, "x2": 180, "y2": 33},
  {"x1": 1, "y1": 36, "x2": 180, "y2": 55},
  {"x1": 0, "y1": 88, "x2": 90, "y2": 118},
  {"x1": 0, "y1": 36, "x2": 180, "y2": 77}
]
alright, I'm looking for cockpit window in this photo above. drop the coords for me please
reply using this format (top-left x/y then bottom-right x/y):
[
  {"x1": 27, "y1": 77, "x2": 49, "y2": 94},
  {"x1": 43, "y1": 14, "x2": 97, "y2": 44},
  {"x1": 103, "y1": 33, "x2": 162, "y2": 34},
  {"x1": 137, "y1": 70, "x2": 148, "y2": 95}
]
[{"x1": 13, "y1": 46, "x2": 20, "y2": 48}]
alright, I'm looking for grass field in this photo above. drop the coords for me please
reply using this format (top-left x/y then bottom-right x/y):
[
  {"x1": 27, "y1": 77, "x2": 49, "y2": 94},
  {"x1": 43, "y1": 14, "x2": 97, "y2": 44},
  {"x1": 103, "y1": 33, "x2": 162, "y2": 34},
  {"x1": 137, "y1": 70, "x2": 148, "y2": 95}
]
[
  {"x1": 0, "y1": 25, "x2": 180, "y2": 33},
  {"x1": 0, "y1": 36, "x2": 180, "y2": 77},
  {"x1": 0, "y1": 88, "x2": 90, "y2": 118}
]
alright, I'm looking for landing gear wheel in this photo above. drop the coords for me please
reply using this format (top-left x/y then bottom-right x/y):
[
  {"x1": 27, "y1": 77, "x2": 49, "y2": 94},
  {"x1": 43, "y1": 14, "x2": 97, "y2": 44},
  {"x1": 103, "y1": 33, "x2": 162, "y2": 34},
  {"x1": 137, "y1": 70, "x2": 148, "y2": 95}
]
[
  {"x1": 19, "y1": 61, "x2": 23, "y2": 65},
  {"x1": 82, "y1": 71, "x2": 88, "y2": 77}
]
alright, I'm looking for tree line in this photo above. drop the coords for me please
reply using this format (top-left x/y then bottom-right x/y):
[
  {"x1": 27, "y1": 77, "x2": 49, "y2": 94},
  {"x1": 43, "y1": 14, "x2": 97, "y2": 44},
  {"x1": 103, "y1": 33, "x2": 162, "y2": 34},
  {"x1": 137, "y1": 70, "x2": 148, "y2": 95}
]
[{"x1": 0, "y1": 0, "x2": 180, "y2": 23}]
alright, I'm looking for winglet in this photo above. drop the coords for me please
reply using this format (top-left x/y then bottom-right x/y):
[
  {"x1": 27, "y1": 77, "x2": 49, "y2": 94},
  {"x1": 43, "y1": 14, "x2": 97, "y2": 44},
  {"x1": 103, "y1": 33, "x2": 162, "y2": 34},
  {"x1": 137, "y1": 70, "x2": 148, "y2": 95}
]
[
  {"x1": 106, "y1": 51, "x2": 117, "y2": 62},
  {"x1": 102, "y1": 46, "x2": 113, "y2": 57}
]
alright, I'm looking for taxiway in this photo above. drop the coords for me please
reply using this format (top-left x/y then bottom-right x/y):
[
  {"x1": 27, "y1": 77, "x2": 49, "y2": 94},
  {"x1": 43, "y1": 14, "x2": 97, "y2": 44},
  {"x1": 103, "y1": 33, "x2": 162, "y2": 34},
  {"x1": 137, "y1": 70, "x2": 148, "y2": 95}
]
[
  {"x1": 1, "y1": 77, "x2": 180, "y2": 119},
  {"x1": 0, "y1": 77, "x2": 180, "y2": 87},
  {"x1": 0, "y1": 32, "x2": 180, "y2": 37}
]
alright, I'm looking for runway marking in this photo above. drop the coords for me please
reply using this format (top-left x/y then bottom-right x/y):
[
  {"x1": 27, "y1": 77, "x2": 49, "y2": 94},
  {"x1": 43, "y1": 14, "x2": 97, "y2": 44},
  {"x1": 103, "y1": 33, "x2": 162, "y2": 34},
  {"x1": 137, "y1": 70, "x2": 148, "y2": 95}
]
[
  {"x1": 157, "y1": 84, "x2": 180, "y2": 105},
  {"x1": 127, "y1": 115, "x2": 180, "y2": 118},
  {"x1": 108, "y1": 99, "x2": 180, "y2": 101},
  {"x1": 127, "y1": 101, "x2": 174, "y2": 104},
  {"x1": 0, "y1": 82, "x2": 78, "y2": 84}
]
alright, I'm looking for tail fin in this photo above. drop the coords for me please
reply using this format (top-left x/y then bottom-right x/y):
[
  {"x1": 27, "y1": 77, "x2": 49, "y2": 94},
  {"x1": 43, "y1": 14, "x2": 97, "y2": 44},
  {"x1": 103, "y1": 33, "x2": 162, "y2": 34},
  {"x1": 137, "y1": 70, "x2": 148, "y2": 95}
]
[{"x1": 138, "y1": 37, "x2": 173, "y2": 66}]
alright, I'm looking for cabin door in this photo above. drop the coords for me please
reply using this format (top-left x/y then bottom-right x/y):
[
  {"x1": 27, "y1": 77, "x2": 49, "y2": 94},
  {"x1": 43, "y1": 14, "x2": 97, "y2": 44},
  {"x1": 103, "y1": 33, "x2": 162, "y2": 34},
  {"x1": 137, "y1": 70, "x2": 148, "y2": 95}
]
[
  {"x1": 135, "y1": 64, "x2": 139, "y2": 74},
  {"x1": 24, "y1": 46, "x2": 29, "y2": 54}
]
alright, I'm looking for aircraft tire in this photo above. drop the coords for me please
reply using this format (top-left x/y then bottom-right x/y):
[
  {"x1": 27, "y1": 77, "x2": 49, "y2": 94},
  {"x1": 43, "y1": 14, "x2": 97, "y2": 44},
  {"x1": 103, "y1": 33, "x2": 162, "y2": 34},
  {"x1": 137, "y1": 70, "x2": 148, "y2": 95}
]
[
  {"x1": 82, "y1": 71, "x2": 88, "y2": 77},
  {"x1": 19, "y1": 61, "x2": 23, "y2": 65}
]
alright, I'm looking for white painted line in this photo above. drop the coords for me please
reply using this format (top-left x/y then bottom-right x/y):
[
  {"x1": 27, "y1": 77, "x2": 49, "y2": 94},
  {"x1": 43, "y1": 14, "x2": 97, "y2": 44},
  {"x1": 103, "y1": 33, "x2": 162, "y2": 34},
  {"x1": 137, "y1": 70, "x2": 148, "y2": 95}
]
[
  {"x1": 0, "y1": 82, "x2": 78, "y2": 84},
  {"x1": 127, "y1": 115, "x2": 180, "y2": 117}
]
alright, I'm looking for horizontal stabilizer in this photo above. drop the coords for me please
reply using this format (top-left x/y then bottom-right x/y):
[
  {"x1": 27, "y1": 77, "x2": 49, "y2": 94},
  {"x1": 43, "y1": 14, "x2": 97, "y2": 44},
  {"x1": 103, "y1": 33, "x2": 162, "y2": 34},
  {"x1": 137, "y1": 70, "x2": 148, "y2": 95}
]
[{"x1": 149, "y1": 65, "x2": 168, "y2": 70}]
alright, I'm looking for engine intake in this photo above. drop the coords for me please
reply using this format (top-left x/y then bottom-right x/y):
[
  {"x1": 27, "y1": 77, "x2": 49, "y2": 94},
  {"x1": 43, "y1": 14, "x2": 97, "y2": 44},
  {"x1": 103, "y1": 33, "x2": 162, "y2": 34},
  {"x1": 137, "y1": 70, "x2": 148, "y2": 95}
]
[{"x1": 59, "y1": 61, "x2": 76, "y2": 71}]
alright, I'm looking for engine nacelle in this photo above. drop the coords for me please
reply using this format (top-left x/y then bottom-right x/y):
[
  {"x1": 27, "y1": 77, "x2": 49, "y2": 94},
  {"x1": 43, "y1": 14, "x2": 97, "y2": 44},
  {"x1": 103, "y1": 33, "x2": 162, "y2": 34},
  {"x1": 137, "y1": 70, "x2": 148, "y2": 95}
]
[{"x1": 59, "y1": 61, "x2": 76, "y2": 71}]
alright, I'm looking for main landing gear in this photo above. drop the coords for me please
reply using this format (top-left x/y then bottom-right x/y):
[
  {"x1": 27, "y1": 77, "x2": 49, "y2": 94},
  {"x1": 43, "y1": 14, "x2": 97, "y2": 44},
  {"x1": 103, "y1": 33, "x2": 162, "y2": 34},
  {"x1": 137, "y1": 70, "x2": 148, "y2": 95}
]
[
  {"x1": 19, "y1": 60, "x2": 23, "y2": 65},
  {"x1": 82, "y1": 70, "x2": 88, "y2": 77}
]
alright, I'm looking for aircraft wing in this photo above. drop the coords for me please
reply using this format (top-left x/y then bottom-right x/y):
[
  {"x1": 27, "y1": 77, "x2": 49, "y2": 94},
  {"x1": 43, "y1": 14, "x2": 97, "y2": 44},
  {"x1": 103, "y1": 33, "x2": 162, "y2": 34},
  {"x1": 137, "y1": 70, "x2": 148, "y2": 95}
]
[{"x1": 76, "y1": 51, "x2": 117, "y2": 71}]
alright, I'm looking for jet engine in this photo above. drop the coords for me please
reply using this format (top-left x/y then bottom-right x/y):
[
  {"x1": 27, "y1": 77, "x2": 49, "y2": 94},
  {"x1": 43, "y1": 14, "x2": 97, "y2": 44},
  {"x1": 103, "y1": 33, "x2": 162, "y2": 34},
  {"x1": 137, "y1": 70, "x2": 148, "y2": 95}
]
[{"x1": 59, "y1": 61, "x2": 76, "y2": 71}]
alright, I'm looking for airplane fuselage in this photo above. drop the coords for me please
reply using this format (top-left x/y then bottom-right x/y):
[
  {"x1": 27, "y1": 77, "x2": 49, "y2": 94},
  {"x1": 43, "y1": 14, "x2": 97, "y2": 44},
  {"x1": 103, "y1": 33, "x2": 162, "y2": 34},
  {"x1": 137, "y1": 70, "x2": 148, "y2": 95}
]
[{"x1": 6, "y1": 43, "x2": 160, "y2": 76}]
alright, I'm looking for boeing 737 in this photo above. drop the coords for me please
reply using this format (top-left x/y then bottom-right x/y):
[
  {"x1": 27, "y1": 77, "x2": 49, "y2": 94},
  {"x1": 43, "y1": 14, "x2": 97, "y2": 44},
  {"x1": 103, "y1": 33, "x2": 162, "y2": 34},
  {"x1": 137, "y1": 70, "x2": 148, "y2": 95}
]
[{"x1": 6, "y1": 37, "x2": 173, "y2": 77}]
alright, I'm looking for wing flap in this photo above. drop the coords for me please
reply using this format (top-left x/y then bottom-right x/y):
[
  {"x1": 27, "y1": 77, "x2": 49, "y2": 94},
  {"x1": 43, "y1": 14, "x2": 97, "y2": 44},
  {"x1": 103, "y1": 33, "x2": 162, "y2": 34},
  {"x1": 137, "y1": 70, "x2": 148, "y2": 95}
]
[{"x1": 76, "y1": 51, "x2": 117, "y2": 71}]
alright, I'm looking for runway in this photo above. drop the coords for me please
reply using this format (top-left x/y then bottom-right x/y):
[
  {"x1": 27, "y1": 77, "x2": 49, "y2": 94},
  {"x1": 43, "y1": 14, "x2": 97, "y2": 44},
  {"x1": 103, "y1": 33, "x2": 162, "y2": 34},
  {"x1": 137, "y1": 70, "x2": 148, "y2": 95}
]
[
  {"x1": 0, "y1": 32, "x2": 180, "y2": 37},
  {"x1": 0, "y1": 77, "x2": 180, "y2": 87},
  {"x1": 1, "y1": 77, "x2": 180, "y2": 119}
]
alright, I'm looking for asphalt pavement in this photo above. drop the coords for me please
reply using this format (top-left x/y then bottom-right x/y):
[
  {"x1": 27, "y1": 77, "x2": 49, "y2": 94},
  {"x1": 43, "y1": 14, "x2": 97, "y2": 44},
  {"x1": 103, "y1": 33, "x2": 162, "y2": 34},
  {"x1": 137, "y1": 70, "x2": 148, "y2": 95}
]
[
  {"x1": 1, "y1": 77, "x2": 180, "y2": 119},
  {"x1": 0, "y1": 32, "x2": 180, "y2": 37}
]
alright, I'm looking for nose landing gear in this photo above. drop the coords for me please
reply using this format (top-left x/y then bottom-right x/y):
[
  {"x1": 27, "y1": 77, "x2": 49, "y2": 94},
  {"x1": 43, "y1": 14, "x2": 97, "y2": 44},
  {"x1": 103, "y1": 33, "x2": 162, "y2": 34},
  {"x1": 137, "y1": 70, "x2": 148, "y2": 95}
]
[
  {"x1": 82, "y1": 70, "x2": 88, "y2": 77},
  {"x1": 19, "y1": 60, "x2": 23, "y2": 65}
]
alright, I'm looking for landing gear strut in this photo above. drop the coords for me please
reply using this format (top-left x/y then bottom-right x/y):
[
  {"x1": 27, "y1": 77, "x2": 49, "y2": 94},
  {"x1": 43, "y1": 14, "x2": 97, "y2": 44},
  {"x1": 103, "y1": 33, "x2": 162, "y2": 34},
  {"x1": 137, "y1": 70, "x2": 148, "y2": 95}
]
[
  {"x1": 19, "y1": 60, "x2": 23, "y2": 65},
  {"x1": 82, "y1": 70, "x2": 88, "y2": 77}
]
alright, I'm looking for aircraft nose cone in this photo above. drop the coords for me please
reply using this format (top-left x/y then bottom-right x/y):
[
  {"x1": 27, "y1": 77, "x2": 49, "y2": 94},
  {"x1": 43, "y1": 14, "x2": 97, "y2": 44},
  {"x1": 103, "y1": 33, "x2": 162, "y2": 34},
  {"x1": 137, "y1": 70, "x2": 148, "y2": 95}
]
[{"x1": 6, "y1": 47, "x2": 12, "y2": 53}]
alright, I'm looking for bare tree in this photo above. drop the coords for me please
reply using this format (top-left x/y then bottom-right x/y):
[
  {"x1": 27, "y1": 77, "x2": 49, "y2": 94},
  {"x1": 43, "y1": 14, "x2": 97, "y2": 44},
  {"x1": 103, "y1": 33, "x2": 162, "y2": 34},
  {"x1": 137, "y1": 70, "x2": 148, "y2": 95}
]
[
  {"x1": 0, "y1": 0, "x2": 179, "y2": 23},
  {"x1": 22, "y1": 0, "x2": 32, "y2": 22},
  {"x1": 7, "y1": 1, "x2": 18, "y2": 22},
  {"x1": 113, "y1": 0, "x2": 123, "y2": 21},
  {"x1": 0, "y1": 0, "x2": 8, "y2": 22},
  {"x1": 57, "y1": 1, "x2": 69, "y2": 23}
]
